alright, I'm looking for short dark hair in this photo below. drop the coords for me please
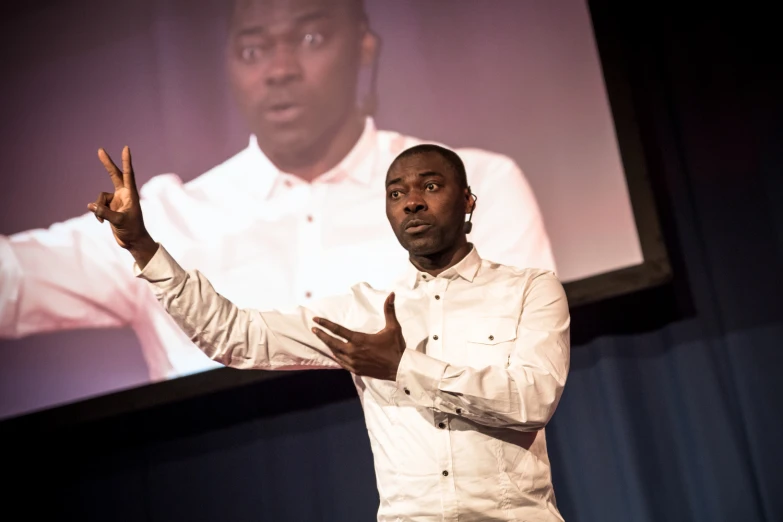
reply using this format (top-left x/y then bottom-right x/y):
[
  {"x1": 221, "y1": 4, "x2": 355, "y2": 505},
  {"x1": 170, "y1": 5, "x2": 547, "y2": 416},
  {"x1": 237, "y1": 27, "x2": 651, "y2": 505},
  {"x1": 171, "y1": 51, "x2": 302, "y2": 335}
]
[
  {"x1": 231, "y1": 0, "x2": 367, "y2": 23},
  {"x1": 389, "y1": 144, "x2": 468, "y2": 189},
  {"x1": 349, "y1": 0, "x2": 367, "y2": 21}
]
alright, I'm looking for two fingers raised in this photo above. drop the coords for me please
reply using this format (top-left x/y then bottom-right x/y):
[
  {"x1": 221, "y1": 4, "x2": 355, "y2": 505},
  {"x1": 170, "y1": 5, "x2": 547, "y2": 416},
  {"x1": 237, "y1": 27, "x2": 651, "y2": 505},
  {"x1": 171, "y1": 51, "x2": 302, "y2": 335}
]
[
  {"x1": 89, "y1": 146, "x2": 137, "y2": 224},
  {"x1": 98, "y1": 146, "x2": 136, "y2": 191}
]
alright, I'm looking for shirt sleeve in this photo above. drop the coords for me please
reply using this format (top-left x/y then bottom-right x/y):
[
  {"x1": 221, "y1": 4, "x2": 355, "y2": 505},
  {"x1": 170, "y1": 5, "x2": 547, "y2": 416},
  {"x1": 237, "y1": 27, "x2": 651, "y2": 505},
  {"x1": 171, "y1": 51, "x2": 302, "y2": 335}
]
[
  {"x1": 469, "y1": 156, "x2": 558, "y2": 274},
  {"x1": 395, "y1": 271, "x2": 570, "y2": 431},
  {"x1": 135, "y1": 243, "x2": 348, "y2": 371},
  {"x1": 0, "y1": 213, "x2": 144, "y2": 338}
]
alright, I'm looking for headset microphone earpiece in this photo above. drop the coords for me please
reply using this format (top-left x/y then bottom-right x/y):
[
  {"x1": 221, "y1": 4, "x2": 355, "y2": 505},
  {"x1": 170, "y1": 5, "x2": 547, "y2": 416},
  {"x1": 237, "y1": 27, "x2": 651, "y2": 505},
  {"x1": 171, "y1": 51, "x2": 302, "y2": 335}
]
[{"x1": 463, "y1": 189, "x2": 477, "y2": 234}]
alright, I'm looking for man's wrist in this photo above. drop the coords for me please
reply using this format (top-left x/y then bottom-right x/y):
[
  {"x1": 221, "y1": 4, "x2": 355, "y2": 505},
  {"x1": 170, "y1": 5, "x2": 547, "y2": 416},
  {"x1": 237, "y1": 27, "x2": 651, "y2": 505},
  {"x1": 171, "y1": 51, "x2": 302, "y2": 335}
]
[
  {"x1": 128, "y1": 234, "x2": 158, "y2": 270},
  {"x1": 386, "y1": 352, "x2": 404, "y2": 381}
]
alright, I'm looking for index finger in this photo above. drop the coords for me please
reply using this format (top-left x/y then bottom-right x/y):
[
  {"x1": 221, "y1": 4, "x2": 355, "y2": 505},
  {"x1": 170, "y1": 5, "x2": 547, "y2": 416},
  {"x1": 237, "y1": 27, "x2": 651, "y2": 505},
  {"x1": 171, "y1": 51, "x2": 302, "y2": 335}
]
[
  {"x1": 97, "y1": 148, "x2": 123, "y2": 190},
  {"x1": 121, "y1": 146, "x2": 137, "y2": 193},
  {"x1": 313, "y1": 317, "x2": 357, "y2": 343}
]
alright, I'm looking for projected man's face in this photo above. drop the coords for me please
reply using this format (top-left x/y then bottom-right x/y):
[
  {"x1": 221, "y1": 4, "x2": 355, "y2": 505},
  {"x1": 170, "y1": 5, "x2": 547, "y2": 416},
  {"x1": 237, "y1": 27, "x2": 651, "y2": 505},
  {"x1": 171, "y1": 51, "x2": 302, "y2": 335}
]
[{"x1": 227, "y1": 0, "x2": 376, "y2": 164}]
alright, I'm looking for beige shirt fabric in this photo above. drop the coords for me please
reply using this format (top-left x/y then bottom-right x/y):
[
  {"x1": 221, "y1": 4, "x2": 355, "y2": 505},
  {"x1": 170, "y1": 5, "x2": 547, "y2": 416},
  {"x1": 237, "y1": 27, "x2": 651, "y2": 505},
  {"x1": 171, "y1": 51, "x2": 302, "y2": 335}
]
[{"x1": 136, "y1": 242, "x2": 570, "y2": 521}]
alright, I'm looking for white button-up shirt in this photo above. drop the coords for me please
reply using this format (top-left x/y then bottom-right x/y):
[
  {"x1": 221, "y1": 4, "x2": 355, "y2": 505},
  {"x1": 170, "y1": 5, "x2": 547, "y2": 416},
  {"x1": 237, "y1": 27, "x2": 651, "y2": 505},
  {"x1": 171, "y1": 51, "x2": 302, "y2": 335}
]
[
  {"x1": 0, "y1": 118, "x2": 556, "y2": 381},
  {"x1": 138, "y1": 243, "x2": 570, "y2": 521}
]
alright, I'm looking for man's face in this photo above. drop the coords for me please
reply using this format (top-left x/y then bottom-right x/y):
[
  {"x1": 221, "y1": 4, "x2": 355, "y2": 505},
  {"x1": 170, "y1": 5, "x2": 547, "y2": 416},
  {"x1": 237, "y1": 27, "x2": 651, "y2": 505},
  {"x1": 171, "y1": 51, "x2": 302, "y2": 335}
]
[
  {"x1": 228, "y1": 0, "x2": 371, "y2": 157},
  {"x1": 385, "y1": 153, "x2": 472, "y2": 256}
]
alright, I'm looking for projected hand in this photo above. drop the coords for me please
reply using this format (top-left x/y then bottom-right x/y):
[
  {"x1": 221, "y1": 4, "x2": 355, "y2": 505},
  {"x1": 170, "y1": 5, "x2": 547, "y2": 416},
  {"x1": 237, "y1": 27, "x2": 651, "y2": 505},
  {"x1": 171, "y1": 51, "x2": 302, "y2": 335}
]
[
  {"x1": 312, "y1": 293, "x2": 406, "y2": 381},
  {"x1": 87, "y1": 146, "x2": 158, "y2": 268}
]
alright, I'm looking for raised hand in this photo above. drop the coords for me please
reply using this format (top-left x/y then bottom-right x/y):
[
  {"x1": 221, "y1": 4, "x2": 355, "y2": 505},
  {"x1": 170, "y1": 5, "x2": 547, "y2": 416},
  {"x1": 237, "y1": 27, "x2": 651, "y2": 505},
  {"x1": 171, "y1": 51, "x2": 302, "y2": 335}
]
[
  {"x1": 312, "y1": 292, "x2": 407, "y2": 380},
  {"x1": 87, "y1": 146, "x2": 158, "y2": 268}
]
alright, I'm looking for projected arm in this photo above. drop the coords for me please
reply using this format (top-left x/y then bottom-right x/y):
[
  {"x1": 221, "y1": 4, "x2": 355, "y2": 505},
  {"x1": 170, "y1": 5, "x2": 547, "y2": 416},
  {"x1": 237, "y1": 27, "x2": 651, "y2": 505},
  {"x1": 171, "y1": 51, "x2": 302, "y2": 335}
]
[
  {"x1": 89, "y1": 147, "x2": 343, "y2": 370},
  {"x1": 0, "y1": 150, "x2": 148, "y2": 337}
]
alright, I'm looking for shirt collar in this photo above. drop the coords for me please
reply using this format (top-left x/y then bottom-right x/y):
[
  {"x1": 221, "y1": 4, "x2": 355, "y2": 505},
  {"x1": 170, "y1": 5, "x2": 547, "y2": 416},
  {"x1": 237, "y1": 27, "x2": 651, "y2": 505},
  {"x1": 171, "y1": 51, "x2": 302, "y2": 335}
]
[
  {"x1": 245, "y1": 117, "x2": 378, "y2": 199},
  {"x1": 402, "y1": 245, "x2": 482, "y2": 289}
]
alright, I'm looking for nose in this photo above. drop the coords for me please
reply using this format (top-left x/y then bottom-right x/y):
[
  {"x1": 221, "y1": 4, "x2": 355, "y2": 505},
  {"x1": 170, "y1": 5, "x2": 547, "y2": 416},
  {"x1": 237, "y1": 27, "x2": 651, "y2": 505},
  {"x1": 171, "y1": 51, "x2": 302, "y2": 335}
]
[
  {"x1": 265, "y1": 44, "x2": 303, "y2": 86},
  {"x1": 404, "y1": 192, "x2": 427, "y2": 214}
]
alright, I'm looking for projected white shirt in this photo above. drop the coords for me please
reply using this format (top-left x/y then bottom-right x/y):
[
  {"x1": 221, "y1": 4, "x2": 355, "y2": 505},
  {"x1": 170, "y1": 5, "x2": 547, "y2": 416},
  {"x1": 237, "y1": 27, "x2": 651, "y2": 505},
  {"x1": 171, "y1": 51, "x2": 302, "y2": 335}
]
[
  {"x1": 138, "y1": 242, "x2": 569, "y2": 521},
  {"x1": 0, "y1": 118, "x2": 556, "y2": 381}
]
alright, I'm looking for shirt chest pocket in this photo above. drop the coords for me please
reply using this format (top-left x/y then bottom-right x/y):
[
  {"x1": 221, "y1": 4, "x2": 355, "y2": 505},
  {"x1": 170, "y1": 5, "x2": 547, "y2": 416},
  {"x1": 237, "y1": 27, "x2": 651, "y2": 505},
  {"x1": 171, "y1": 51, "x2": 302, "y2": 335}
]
[{"x1": 451, "y1": 316, "x2": 518, "y2": 369}]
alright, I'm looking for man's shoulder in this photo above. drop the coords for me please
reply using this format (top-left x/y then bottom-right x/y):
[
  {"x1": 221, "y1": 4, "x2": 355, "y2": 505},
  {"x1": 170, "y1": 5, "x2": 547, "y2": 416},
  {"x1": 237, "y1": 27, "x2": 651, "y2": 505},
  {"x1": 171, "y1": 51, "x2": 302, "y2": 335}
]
[
  {"x1": 375, "y1": 128, "x2": 521, "y2": 175},
  {"x1": 480, "y1": 257, "x2": 560, "y2": 286},
  {"x1": 479, "y1": 262, "x2": 567, "y2": 311},
  {"x1": 138, "y1": 146, "x2": 252, "y2": 201},
  {"x1": 184, "y1": 146, "x2": 255, "y2": 191}
]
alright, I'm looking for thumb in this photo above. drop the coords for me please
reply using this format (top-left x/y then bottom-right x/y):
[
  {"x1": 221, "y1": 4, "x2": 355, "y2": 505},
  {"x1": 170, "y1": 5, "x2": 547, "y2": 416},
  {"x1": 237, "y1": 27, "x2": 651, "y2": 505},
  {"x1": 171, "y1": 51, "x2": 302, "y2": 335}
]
[
  {"x1": 383, "y1": 292, "x2": 401, "y2": 329},
  {"x1": 88, "y1": 202, "x2": 123, "y2": 226}
]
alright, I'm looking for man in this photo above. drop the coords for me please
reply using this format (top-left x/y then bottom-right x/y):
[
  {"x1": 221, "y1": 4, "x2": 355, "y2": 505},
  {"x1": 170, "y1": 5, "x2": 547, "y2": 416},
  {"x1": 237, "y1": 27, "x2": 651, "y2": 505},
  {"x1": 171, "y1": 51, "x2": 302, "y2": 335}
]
[
  {"x1": 90, "y1": 143, "x2": 569, "y2": 521},
  {"x1": 0, "y1": 0, "x2": 555, "y2": 383}
]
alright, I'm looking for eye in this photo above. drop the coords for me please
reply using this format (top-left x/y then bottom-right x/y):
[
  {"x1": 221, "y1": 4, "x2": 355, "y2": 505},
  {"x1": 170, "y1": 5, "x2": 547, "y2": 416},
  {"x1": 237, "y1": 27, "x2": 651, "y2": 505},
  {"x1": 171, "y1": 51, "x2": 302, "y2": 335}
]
[
  {"x1": 239, "y1": 43, "x2": 271, "y2": 64},
  {"x1": 389, "y1": 190, "x2": 401, "y2": 200},
  {"x1": 240, "y1": 46, "x2": 261, "y2": 63},
  {"x1": 425, "y1": 183, "x2": 439, "y2": 191},
  {"x1": 302, "y1": 32, "x2": 325, "y2": 48}
]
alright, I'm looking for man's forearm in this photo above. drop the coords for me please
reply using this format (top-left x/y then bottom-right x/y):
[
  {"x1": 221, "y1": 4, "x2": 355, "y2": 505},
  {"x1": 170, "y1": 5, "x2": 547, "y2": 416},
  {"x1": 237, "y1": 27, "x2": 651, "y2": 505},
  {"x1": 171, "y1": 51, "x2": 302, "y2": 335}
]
[
  {"x1": 135, "y1": 244, "x2": 343, "y2": 370},
  {"x1": 396, "y1": 349, "x2": 566, "y2": 431}
]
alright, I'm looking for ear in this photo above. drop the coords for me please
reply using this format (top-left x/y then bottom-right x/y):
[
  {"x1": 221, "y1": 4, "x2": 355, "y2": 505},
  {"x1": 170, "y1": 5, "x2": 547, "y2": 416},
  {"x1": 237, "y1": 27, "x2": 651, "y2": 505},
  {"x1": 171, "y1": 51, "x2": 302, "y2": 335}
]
[
  {"x1": 464, "y1": 187, "x2": 476, "y2": 214},
  {"x1": 358, "y1": 28, "x2": 380, "y2": 116},
  {"x1": 360, "y1": 29, "x2": 379, "y2": 68}
]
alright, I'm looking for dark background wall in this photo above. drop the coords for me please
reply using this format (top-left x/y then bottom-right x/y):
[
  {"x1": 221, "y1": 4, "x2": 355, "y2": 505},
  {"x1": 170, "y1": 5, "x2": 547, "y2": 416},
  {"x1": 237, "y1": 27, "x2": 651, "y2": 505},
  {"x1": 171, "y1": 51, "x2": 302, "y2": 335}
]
[{"x1": 4, "y1": 2, "x2": 783, "y2": 522}]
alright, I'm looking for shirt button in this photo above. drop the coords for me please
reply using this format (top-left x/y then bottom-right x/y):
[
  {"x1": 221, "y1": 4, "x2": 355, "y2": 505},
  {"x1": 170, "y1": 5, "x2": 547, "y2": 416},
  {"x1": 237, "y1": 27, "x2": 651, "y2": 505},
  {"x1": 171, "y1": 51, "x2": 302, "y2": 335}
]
[
  {"x1": 306, "y1": 215, "x2": 314, "y2": 223},
  {"x1": 422, "y1": 274, "x2": 427, "y2": 279},
  {"x1": 432, "y1": 335, "x2": 439, "y2": 340},
  {"x1": 434, "y1": 295, "x2": 440, "y2": 300},
  {"x1": 305, "y1": 291, "x2": 312, "y2": 299},
  {"x1": 284, "y1": 179, "x2": 292, "y2": 188},
  {"x1": 488, "y1": 335, "x2": 494, "y2": 341},
  {"x1": 456, "y1": 408, "x2": 463, "y2": 415},
  {"x1": 442, "y1": 470, "x2": 449, "y2": 477},
  {"x1": 438, "y1": 422, "x2": 446, "y2": 429},
  {"x1": 404, "y1": 388, "x2": 411, "y2": 395}
]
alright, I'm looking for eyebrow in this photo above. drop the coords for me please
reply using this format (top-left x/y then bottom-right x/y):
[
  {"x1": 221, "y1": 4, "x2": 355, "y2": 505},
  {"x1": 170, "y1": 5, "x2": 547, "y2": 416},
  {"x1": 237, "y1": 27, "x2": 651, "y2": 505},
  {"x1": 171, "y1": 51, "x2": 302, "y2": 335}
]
[
  {"x1": 234, "y1": 10, "x2": 332, "y2": 37},
  {"x1": 385, "y1": 171, "x2": 445, "y2": 188}
]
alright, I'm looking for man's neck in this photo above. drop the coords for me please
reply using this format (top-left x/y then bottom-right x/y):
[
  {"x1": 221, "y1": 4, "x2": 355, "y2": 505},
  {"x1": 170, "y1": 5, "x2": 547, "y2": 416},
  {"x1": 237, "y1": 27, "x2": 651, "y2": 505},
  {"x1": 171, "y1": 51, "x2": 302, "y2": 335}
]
[
  {"x1": 264, "y1": 112, "x2": 366, "y2": 183},
  {"x1": 409, "y1": 240, "x2": 472, "y2": 278}
]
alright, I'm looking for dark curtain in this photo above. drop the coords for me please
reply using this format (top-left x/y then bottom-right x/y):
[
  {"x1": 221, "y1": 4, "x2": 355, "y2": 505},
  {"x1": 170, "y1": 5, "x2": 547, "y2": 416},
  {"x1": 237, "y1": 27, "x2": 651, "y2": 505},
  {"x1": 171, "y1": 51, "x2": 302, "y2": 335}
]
[
  {"x1": 543, "y1": 5, "x2": 783, "y2": 522},
  {"x1": 4, "y1": 3, "x2": 783, "y2": 522}
]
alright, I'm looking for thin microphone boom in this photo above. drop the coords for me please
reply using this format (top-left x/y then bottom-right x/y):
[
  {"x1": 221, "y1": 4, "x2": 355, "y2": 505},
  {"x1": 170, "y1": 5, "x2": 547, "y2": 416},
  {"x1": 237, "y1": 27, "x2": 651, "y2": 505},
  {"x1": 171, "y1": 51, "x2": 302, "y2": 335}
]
[{"x1": 464, "y1": 190, "x2": 477, "y2": 234}]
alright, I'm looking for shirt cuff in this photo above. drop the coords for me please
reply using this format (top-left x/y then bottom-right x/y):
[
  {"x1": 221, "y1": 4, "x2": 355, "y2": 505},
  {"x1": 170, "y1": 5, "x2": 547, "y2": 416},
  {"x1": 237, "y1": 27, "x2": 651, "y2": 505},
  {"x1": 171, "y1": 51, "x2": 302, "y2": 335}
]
[
  {"x1": 395, "y1": 349, "x2": 449, "y2": 409},
  {"x1": 132, "y1": 244, "x2": 187, "y2": 296}
]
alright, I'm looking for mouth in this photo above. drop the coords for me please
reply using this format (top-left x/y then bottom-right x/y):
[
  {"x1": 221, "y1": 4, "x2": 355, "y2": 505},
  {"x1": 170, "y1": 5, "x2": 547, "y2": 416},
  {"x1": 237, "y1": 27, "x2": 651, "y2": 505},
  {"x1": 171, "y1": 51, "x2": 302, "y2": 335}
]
[
  {"x1": 265, "y1": 102, "x2": 305, "y2": 124},
  {"x1": 404, "y1": 219, "x2": 433, "y2": 234}
]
